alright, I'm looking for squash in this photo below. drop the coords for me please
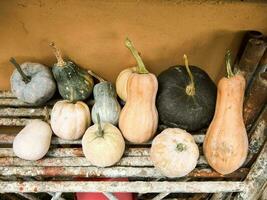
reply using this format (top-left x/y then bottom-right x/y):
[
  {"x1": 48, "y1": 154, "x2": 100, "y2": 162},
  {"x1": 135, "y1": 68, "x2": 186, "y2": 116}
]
[
  {"x1": 88, "y1": 71, "x2": 121, "y2": 125},
  {"x1": 13, "y1": 120, "x2": 52, "y2": 161},
  {"x1": 10, "y1": 57, "x2": 56, "y2": 105},
  {"x1": 119, "y1": 38, "x2": 158, "y2": 144},
  {"x1": 203, "y1": 51, "x2": 248, "y2": 175},
  {"x1": 49, "y1": 42, "x2": 94, "y2": 101},
  {"x1": 51, "y1": 100, "x2": 91, "y2": 140},
  {"x1": 82, "y1": 114, "x2": 125, "y2": 167},
  {"x1": 156, "y1": 55, "x2": 217, "y2": 131},
  {"x1": 116, "y1": 67, "x2": 137, "y2": 101},
  {"x1": 150, "y1": 128, "x2": 199, "y2": 178}
]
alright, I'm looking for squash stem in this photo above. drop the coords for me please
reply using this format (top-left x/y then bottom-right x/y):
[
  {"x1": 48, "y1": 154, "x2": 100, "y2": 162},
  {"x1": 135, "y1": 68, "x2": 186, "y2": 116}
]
[
  {"x1": 183, "y1": 54, "x2": 195, "y2": 96},
  {"x1": 49, "y1": 42, "x2": 66, "y2": 67},
  {"x1": 88, "y1": 70, "x2": 106, "y2": 82},
  {"x1": 96, "y1": 113, "x2": 104, "y2": 137},
  {"x1": 176, "y1": 143, "x2": 187, "y2": 152},
  {"x1": 9, "y1": 57, "x2": 31, "y2": 83},
  {"x1": 125, "y1": 38, "x2": 149, "y2": 74},
  {"x1": 225, "y1": 50, "x2": 234, "y2": 78}
]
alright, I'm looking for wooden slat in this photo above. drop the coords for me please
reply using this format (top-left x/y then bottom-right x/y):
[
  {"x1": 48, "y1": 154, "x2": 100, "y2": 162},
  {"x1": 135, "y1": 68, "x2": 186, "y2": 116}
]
[
  {"x1": 0, "y1": 181, "x2": 246, "y2": 193},
  {"x1": 0, "y1": 98, "x2": 57, "y2": 107},
  {"x1": 0, "y1": 166, "x2": 248, "y2": 179},
  {"x1": 0, "y1": 147, "x2": 150, "y2": 157},
  {"x1": 0, "y1": 91, "x2": 15, "y2": 98},
  {"x1": 0, "y1": 155, "x2": 207, "y2": 167},
  {"x1": 0, "y1": 132, "x2": 206, "y2": 145},
  {"x1": 0, "y1": 107, "x2": 51, "y2": 117}
]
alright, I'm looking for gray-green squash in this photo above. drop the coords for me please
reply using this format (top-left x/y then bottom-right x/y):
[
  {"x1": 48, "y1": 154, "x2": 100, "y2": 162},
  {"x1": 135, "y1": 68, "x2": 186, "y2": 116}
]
[
  {"x1": 50, "y1": 42, "x2": 94, "y2": 101},
  {"x1": 89, "y1": 71, "x2": 121, "y2": 125},
  {"x1": 10, "y1": 57, "x2": 56, "y2": 105}
]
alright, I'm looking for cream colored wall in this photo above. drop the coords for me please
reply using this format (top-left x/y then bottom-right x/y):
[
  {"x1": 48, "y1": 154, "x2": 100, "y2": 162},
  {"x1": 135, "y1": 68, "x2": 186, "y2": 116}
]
[{"x1": 0, "y1": 0, "x2": 267, "y2": 90}]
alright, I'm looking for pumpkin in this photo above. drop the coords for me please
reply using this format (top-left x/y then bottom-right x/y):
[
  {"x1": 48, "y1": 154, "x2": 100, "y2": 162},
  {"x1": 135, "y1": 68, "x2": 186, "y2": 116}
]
[
  {"x1": 51, "y1": 100, "x2": 91, "y2": 140},
  {"x1": 49, "y1": 42, "x2": 94, "y2": 101},
  {"x1": 116, "y1": 67, "x2": 137, "y2": 101},
  {"x1": 13, "y1": 120, "x2": 52, "y2": 161},
  {"x1": 119, "y1": 38, "x2": 158, "y2": 144},
  {"x1": 156, "y1": 55, "x2": 217, "y2": 131},
  {"x1": 150, "y1": 128, "x2": 199, "y2": 178},
  {"x1": 203, "y1": 51, "x2": 248, "y2": 175},
  {"x1": 10, "y1": 57, "x2": 56, "y2": 105},
  {"x1": 82, "y1": 114, "x2": 125, "y2": 167},
  {"x1": 88, "y1": 71, "x2": 121, "y2": 125}
]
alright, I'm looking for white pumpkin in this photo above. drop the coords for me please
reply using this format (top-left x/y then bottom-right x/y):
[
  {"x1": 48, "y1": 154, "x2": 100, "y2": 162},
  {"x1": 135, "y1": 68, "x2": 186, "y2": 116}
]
[
  {"x1": 51, "y1": 100, "x2": 91, "y2": 140},
  {"x1": 82, "y1": 115, "x2": 125, "y2": 167},
  {"x1": 13, "y1": 120, "x2": 52, "y2": 161},
  {"x1": 150, "y1": 128, "x2": 199, "y2": 178}
]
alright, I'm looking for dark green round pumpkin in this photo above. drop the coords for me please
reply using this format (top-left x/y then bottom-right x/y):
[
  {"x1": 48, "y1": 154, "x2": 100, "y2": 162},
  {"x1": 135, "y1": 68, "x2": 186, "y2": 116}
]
[
  {"x1": 50, "y1": 42, "x2": 94, "y2": 101},
  {"x1": 156, "y1": 55, "x2": 217, "y2": 131}
]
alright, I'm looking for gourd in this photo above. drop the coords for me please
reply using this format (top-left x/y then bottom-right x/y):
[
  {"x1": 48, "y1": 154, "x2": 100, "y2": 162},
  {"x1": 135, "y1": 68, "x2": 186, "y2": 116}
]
[
  {"x1": 119, "y1": 38, "x2": 158, "y2": 144},
  {"x1": 203, "y1": 51, "x2": 248, "y2": 175},
  {"x1": 156, "y1": 55, "x2": 217, "y2": 131},
  {"x1": 82, "y1": 114, "x2": 125, "y2": 167},
  {"x1": 49, "y1": 42, "x2": 94, "y2": 101},
  {"x1": 13, "y1": 120, "x2": 52, "y2": 161},
  {"x1": 116, "y1": 67, "x2": 137, "y2": 101},
  {"x1": 150, "y1": 128, "x2": 199, "y2": 178},
  {"x1": 51, "y1": 100, "x2": 91, "y2": 140},
  {"x1": 10, "y1": 57, "x2": 56, "y2": 105},
  {"x1": 88, "y1": 71, "x2": 121, "y2": 125}
]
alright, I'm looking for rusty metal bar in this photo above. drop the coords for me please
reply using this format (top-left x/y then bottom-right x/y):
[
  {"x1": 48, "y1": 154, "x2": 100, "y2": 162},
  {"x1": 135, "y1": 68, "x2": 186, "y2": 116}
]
[
  {"x1": 0, "y1": 155, "x2": 207, "y2": 166},
  {"x1": 234, "y1": 142, "x2": 267, "y2": 200},
  {"x1": 0, "y1": 166, "x2": 248, "y2": 179},
  {"x1": 151, "y1": 192, "x2": 169, "y2": 200},
  {"x1": 0, "y1": 181, "x2": 246, "y2": 193}
]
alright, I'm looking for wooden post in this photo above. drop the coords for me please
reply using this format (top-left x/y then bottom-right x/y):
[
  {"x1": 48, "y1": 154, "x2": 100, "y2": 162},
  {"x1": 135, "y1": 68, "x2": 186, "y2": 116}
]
[
  {"x1": 243, "y1": 51, "x2": 267, "y2": 129},
  {"x1": 235, "y1": 38, "x2": 266, "y2": 88},
  {"x1": 234, "y1": 142, "x2": 267, "y2": 200}
]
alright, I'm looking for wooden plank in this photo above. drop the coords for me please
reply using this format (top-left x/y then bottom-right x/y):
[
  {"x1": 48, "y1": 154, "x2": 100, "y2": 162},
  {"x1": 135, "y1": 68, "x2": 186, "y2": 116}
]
[
  {"x1": 0, "y1": 132, "x2": 206, "y2": 145},
  {"x1": 0, "y1": 147, "x2": 150, "y2": 157},
  {"x1": 0, "y1": 166, "x2": 248, "y2": 179},
  {"x1": 0, "y1": 98, "x2": 57, "y2": 107},
  {"x1": 0, "y1": 118, "x2": 37, "y2": 126},
  {"x1": 234, "y1": 142, "x2": 267, "y2": 200},
  {"x1": 0, "y1": 107, "x2": 51, "y2": 117},
  {"x1": 0, "y1": 181, "x2": 246, "y2": 193},
  {"x1": 0, "y1": 155, "x2": 207, "y2": 167},
  {"x1": 0, "y1": 91, "x2": 15, "y2": 98}
]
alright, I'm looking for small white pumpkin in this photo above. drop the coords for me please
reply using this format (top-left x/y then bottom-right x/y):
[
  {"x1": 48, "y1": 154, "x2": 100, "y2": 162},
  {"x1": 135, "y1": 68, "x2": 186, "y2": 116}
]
[
  {"x1": 13, "y1": 120, "x2": 52, "y2": 161},
  {"x1": 150, "y1": 128, "x2": 199, "y2": 178},
  {"x1": 51, "y1": 100, "x2": 91, "y2": 140},
  {"x1": 82, "y1": 114, "x2": 125, "y2": 167}
]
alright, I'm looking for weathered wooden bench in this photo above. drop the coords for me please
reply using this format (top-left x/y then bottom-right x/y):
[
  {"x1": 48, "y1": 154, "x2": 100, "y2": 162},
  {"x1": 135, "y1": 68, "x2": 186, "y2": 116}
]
[{"x1": 0, "y1": 91, "x2": 265, "y2": 200}]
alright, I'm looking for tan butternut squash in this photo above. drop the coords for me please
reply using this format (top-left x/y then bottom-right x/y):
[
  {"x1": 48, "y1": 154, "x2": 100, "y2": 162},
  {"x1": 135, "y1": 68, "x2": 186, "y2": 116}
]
[
  {"x1": 203, "y1": 51, "x2": 248, "y2": 175},
  {"x1": 116, "y1": 67, "x2": 137, "y2": 101},
  {"x1": 119, "y1": 38, "x2": 158, "y2": 144}
]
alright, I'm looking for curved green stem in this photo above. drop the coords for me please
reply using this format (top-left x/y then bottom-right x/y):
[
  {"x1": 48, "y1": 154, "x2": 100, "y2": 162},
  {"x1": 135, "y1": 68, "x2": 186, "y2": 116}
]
[
  {"x1": 49, "y1": 42, "x2": 66, "y2": 67},
  {"x1": 225, "y1": 50, "x2": 234, "y2": 78},
  {"x1": 96, "y1": 113, "x2": 104, "y2": 137},
  {"x1": 183, "y1": 54, "x2": 195, "y2": 96},
  {"x1": 125, "y1": 37, "x2": 149, "y2": 74},
  {"x1": 9, "y1": 57, "x2": 31, "y2": 83},
  {"x1": 88, "y1": 70, "x2": 106, "y2": 82}
]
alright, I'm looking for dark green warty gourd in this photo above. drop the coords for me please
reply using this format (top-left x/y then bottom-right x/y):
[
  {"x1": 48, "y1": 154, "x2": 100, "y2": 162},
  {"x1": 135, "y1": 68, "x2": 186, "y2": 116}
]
[
  {"x1": 156, "y1": 55, "x2": 217, "y2": 131},
  {"x1": 49, "y1": 42, "x2": 94, "y2": 101}
]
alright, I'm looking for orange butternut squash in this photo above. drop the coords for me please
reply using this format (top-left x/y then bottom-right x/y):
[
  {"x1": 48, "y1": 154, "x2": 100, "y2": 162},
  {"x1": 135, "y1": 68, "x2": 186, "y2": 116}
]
[
  {"x1": 203, "y1": 51, "x2": 248, "y2": 175},
  {"x1": 119, "y1": 38, "x2": 158, "y2": 144}
]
